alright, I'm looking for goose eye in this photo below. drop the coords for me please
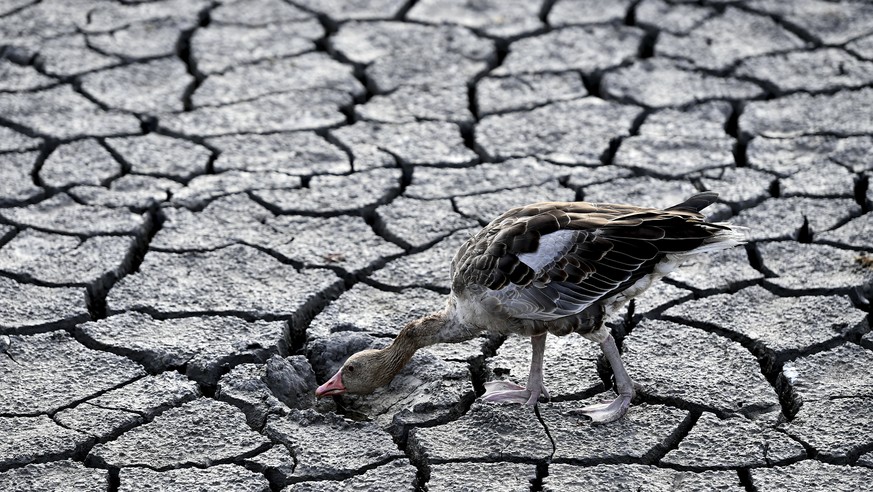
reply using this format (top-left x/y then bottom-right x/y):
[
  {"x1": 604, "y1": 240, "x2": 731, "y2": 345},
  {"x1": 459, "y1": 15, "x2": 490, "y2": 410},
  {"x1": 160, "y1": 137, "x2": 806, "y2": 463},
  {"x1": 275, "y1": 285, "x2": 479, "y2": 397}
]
[{"x1": 346, "y1": 365, "x2": 354, "y2": 373}]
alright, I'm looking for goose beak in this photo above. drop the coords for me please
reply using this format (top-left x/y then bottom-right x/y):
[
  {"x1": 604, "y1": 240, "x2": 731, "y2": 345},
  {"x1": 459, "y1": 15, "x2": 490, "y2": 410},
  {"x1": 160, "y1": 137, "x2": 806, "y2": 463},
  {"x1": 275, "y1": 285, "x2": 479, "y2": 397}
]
[{"x1": 315, "y1": 370, "x2": 346, "y2": 398}]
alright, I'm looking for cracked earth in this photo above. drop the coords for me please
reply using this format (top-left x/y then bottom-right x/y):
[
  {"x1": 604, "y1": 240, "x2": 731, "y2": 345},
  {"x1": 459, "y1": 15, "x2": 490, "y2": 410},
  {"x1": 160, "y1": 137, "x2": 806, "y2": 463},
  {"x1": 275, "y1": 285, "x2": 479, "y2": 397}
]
[{"x1": 1, "y1": 0, "x2": 873, "y2": 490}]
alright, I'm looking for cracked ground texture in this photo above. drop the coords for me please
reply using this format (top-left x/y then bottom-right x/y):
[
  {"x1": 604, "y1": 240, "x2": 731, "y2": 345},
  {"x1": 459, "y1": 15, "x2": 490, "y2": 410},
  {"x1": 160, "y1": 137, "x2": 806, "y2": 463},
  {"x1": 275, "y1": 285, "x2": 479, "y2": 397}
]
[{"x1": 1, "y1": 0, "x2": 872, "y2": 490}]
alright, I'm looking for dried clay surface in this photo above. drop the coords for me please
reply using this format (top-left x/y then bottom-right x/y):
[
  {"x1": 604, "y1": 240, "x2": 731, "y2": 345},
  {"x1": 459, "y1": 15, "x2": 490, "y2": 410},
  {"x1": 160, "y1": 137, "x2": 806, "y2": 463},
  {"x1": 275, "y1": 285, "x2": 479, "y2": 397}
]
[{"x1": 1, "y1": 0, "x2": 871, "y2": 489}]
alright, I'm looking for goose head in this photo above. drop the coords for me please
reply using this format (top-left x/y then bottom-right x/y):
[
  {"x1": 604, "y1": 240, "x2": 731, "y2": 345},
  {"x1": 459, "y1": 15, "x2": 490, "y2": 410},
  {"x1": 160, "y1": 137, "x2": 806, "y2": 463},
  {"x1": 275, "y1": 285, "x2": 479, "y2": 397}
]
[
  {"x1": 314, "y1": 311, "x2": 453, "y2": 398},
  {"x1": 315, "y1": 348, "x2": 400, "y2": 397}
]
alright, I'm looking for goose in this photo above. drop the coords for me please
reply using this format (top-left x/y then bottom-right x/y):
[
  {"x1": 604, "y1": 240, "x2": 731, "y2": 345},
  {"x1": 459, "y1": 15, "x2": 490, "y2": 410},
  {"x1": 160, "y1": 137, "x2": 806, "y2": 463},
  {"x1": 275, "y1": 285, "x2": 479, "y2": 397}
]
[{"x1": 316, "y1": 192, "x2": 745, "y2": 423}]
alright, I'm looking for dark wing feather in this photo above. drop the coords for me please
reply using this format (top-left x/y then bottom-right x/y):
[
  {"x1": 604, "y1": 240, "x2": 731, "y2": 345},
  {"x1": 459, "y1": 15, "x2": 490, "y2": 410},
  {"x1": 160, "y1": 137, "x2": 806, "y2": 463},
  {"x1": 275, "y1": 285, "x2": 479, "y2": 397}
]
[{"x1": 452, "y1": 195, "x2": 723, "y2": 320}]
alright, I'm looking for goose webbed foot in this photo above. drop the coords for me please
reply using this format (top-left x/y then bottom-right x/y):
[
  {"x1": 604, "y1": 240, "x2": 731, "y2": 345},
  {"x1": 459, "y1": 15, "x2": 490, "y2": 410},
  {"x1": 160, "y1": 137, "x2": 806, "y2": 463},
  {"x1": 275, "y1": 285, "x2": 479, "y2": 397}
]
[
  {"x1": 572, "y1": 394, "x2": 633, "y2": 423},
  {"x1": 480, "y1": 333, "x2": 550, "y2": 406},
  {"x1": 481, "y1": 380, "x2": 550, "y2": 406}
]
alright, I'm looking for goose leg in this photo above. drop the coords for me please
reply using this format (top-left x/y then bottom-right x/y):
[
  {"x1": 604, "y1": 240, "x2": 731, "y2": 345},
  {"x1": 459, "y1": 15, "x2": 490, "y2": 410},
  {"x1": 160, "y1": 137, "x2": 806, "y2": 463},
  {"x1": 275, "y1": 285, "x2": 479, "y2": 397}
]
[
  {"x1": 524, "y1": 332, "x2": 550, "y2": 404},
  {"x1": 481, "y1": 333, "x2": 550, "y2": 406},
  {"x1": 575, "y1": 334, "x2": 635, "y2": 423}
]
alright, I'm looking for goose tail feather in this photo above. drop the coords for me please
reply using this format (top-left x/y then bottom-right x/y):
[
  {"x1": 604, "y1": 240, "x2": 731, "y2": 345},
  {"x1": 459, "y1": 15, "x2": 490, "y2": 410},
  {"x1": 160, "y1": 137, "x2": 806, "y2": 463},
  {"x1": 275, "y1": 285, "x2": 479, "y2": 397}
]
[
  {"x1": 667, "y1": 192, "x2": 719, "y2": 213},
  {"x1": 694, "y1": 223, "x2": 748, "y2": 254}
]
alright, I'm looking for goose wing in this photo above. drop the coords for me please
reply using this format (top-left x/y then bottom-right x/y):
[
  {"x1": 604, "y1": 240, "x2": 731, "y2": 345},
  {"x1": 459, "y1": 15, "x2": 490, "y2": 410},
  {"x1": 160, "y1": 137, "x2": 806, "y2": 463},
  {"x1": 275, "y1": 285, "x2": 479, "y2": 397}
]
[{"x1": 451, "y1": 194, "x2": 723, "y2": 320}]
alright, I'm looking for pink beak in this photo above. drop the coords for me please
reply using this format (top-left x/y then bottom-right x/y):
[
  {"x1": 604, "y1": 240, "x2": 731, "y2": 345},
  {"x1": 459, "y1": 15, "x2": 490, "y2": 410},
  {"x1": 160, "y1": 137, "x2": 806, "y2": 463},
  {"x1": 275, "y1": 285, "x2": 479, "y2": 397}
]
[{"x1": 315, "y1": 370, "x2": 346, "y2": 398}]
